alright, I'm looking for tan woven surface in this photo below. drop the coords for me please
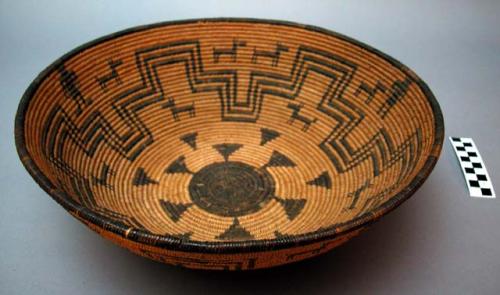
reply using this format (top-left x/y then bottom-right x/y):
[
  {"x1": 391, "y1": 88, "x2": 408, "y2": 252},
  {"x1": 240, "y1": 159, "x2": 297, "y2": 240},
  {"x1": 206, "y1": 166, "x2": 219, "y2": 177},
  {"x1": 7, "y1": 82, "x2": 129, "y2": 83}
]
[{"x1": 17, "y1": 19, "x2": 443, "y2": 269}]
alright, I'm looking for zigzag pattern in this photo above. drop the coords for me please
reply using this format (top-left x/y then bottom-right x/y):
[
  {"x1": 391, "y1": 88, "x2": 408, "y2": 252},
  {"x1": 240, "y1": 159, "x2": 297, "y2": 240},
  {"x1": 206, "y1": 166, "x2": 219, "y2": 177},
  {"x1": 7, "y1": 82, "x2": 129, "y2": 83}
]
[
  {"x1": 244, "y1": 45, "x2": 421, "y2": 178},
  {"x1": 42, "y1": 106, "x2": 153, "y2": 176},
  {"x1": 56, "y1": 175, "x2": 146, "y2": 229},
  {"x1": 43, "y1": 40, "x2": 247, "y2": 174},
  {"x1": 42, "y1": 41, "x2": 365, "y2": 173},
  {"x1": 134, "y1": 42, "x2": 360, "y2": 123},
  {"x1": 134, "y1": 40, "x2": 241, "y2": 120},
  {"x1": 43, "y1": 39, "x2": 421, "y2": 184},
  {"x1": 138, "y1": 248, "x2": 256, "y2": 270},
  {"x1": 245, "y1": 45, "x2": 358, "y2": 121},
  {"x1": 320, "y1": 127, "x2": 422, "y2": 178}
]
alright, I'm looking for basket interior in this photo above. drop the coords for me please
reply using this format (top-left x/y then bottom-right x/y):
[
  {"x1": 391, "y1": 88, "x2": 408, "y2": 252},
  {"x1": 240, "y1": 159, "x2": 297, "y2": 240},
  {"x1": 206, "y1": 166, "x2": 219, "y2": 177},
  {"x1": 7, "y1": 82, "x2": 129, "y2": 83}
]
[{"x1": 20, "y1": 20, "x2": 439, "y2": 242}]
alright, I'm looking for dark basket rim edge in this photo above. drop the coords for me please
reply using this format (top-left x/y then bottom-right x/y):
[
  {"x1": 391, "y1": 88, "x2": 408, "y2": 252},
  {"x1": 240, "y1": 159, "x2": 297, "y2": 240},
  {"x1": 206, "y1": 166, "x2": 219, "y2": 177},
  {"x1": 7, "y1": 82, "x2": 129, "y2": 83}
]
[{"x1": 14, "y1": 17, "x2": 445, "y2": 254}]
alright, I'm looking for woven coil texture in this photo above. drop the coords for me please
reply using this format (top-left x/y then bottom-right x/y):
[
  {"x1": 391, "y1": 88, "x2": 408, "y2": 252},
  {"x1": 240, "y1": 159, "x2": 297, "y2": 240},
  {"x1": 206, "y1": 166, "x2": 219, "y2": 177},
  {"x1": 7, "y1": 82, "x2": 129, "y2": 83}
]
[{"x1": 16, "y1": 19, "x2": 444, "y2": 270}]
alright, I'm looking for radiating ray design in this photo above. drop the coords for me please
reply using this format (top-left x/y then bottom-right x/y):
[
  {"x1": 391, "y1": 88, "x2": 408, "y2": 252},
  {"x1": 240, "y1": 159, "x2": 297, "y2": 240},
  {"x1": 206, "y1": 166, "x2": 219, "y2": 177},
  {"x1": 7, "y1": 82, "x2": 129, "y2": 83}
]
[
  {"x1": 264, "y1": 151, "x2": 296, "y2": 168},
  {"x1": 132, "y1": 167, "x2": 158, "y2": 186},
  {"x1": 159, "y1": 200, "x2": 193, "y2": 222},
  {"x1": 212, "y1": 143, "x2": 243, "y2": 162},
  {"x1": 274, "y1": 196, "x2": 306, "y2": 220},
  {"x1": 180, "y1": 132, "x2": 198, "y2": 150},
  {"x1": 260, "y1": 128, "x2": 280, "y2": 145},
  {"x1": 150, "y1": 136, "x2": 334, "y2": 241},
  {"x1": 92, "y1": 163, "x2": 114, "y2": 189},
  {"x1": 216, "y1": 218, "x2": 254, "y2": 241},
  {"x1": 165, "y1": 156, "x2": 193, "y2": 174},
  {"x1": 306, "y1": 171, "x2": 332, "y2": 189}
]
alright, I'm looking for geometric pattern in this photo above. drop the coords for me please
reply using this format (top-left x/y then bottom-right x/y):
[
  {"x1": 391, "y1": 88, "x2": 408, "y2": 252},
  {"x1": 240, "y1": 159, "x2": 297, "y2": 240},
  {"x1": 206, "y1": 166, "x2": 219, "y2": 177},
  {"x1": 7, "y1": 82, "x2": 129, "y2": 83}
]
[
  {"x1": 156, "y1": 140, "x2": 315, "y2": 241},
  {"x1": 260, "y1": 128, "x2": 280, "y2": 145},
  {"x1": 449, "y1": 137, "x2": 495, "y2": 198},
  {"x1": 17, "y1": 20, "x2": 443, "y2": 270},
  {"x1": 33, "y1": 34, "x2": 428, "y2": 243},
  {"x1": 306, "y1": 171, "x2": 332, "y2": 189},
  {"x1": 33, "y1": 37, "x2": 429, "y2": 242},
  {"x1": 216, "y1": 218, "x2": 254, "y2": 241},
  {"x1": 21, "y1": 21, "x2": 437, "y2": 247},
  {"x1": 57, "y1": 173, "x2": 146, "y2": 230},
  {"x1": 42, "y1": 39, "x2": 421, "y2": 183},
  {"x1": 159, "y1": 200, "x2": 192, "y2": 222},
  {"x1": 320, "y1": 119, "x2": 422, "y2": 180},
  {"x1": 132, "y1": 167, "x2": 158, "y2": 186},
  {"x1": 180, "y1": 132, "x2": 198, "y2": 150}
]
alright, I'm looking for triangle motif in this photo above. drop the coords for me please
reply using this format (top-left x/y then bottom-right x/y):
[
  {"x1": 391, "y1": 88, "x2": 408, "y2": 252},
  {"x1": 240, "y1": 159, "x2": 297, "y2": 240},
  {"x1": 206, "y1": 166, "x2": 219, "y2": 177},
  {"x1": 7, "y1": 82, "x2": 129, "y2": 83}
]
[
  {"x1": 132, "y1": 168, "x2": 158, "y2": 186},
  {"x1": 216, "y1": 218, "x2": 254, "y2": 241},
  {"x1": 267, "y1": 151, "x2": 296, "y2": 167},
  {"x1": 212, "y1": 143, "x2": 243, "y2": 162},
  {"x1": 180, "y1": 132, "x2": 197, "y2": 150},
  {"x1": 260, "y1": 128, "x2": 280, "y2": 145},
  {"x1": 159, "y1": 200, "x2": 192, "y2": 222},
  {"x1": 306, "y1": 171, "x2": 332, "y2": 189},
  {"x1": 165, "y1": 156, "x2": 192, "y2": 174},
  {"x1": 275, "y1": 197, "x2": 306, "y2": 220}
]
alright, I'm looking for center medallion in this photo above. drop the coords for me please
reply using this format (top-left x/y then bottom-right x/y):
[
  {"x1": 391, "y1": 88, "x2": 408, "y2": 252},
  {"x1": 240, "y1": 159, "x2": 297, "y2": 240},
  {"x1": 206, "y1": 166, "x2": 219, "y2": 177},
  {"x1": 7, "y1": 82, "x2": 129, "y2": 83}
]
[{"x1": 188, "y1": 161, "x2": 275, "y2": 217}]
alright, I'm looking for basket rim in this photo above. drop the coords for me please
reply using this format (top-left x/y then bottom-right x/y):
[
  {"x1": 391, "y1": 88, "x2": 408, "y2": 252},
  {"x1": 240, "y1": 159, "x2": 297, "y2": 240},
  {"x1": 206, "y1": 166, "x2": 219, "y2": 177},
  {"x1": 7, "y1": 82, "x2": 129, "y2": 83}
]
[{"x1": 15, "y1": 17, "x2": 444, "y2": 254}]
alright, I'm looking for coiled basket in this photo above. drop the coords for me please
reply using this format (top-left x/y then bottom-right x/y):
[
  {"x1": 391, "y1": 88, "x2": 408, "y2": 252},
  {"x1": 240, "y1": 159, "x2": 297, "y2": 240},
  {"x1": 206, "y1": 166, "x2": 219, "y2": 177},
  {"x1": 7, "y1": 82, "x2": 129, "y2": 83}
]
[{"x1": 15, "y1": 19, "x2": 444, "y2": 270}]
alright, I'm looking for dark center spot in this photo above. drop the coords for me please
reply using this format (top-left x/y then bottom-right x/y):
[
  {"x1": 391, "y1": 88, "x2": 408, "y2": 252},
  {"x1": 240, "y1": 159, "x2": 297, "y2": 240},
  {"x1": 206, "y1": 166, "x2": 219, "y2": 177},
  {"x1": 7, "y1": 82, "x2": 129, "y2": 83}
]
[{"x1": 188, "y1": 161, "x2": 275, "y2": 217}]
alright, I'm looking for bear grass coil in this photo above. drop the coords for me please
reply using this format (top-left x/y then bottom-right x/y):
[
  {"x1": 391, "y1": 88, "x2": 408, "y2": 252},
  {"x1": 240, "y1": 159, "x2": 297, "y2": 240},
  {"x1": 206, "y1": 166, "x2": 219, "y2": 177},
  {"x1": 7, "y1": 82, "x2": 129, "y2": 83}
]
[{"x1": 15, "y1": 18, "x2": 444, "y2": 270}]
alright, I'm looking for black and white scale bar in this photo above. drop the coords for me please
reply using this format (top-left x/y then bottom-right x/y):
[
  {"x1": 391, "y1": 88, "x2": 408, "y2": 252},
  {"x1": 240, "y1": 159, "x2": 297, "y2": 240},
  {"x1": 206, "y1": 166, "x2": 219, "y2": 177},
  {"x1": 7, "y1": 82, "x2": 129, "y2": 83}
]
[{"x1": 449, "y1": 137, "x2": 495, "y2": 198}]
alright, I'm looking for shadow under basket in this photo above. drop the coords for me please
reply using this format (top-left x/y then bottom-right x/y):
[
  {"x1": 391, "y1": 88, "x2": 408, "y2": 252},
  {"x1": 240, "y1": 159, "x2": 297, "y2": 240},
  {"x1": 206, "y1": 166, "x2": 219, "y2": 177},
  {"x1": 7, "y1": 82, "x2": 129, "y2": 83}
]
[{"x1": 15, "y1": 18, "x2": 444, "y2": 270}]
